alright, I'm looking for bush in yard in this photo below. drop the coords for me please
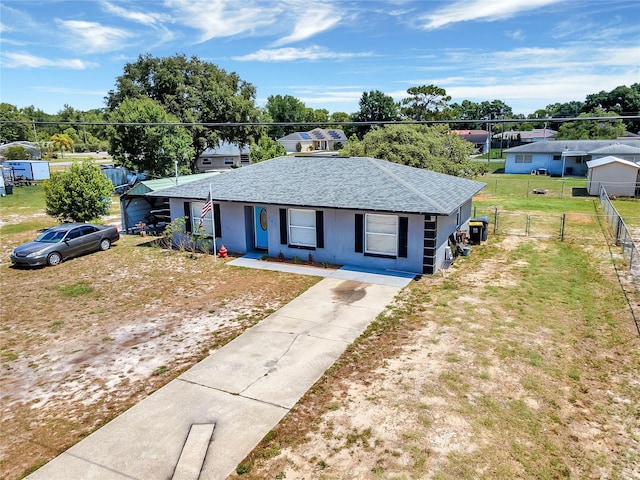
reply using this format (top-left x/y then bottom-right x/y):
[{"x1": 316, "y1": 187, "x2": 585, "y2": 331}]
[
  {"x1": 4, "y1": 145, "x2": 32, "y2": 160},
  {"x1": 43, "y1": 160, "x2": 113, "y2": 222}
]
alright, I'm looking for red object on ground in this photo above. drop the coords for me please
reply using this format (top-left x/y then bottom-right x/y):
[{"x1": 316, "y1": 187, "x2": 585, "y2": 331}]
[{"x1": 218, "y1": 245, "x2": 228, "y2": 258}]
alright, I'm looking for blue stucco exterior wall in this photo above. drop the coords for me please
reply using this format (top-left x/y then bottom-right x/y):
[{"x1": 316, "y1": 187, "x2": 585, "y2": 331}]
[
  {"x1": 168, "y1": 198, "x2": 474, "y2": 275},
  {"x1": 505, "y1": 154, "x2": 587, "y2": 175}
]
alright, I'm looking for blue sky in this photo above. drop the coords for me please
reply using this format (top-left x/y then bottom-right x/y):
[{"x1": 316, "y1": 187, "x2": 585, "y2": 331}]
[{"x1": 1, "y1": 0, "x2": 638, "y2": 117}]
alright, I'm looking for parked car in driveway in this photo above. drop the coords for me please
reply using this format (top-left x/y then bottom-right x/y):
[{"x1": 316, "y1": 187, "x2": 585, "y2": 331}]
[{"x1": 10, "y1": 223, "x2": 119, "y2": 267}]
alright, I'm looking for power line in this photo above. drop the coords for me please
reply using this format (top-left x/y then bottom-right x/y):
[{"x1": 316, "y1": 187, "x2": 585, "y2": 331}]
[{"x1": 0, "y1": 115, "x2": 639, "y2": 128}]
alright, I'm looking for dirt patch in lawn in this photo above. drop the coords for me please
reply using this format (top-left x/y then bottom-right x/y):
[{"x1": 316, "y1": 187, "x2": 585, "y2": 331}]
[
  {"x1": 0, "y1": 228, "x2": 319, "y2": 479},
  {"x1": 234, "y1": 236, "x2": 640, "y2": 480}
]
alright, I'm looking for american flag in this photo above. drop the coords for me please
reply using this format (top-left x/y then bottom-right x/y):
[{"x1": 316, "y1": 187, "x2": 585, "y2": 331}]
[{"x1": 199, "y1": 192, "x2": 212, "y2": 229}]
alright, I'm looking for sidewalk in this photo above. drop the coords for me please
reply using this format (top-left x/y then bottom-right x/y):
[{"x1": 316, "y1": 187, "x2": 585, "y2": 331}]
[{"x1": 27, "y1": 261, "x2": 414, "y2": 480}]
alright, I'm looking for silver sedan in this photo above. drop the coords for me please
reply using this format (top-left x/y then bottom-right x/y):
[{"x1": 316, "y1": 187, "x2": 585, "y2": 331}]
[{"x1": 10, "y1": 223, "x2": 120, "y2": 267}]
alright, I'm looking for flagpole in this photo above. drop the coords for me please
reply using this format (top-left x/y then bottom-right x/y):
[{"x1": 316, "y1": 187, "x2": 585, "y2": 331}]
[{"x1": 210, "y1": 183, "x2": 217, "y2": 261}]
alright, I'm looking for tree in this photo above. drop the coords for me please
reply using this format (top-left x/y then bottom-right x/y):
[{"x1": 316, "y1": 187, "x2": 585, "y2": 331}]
[
  {"x1": 265, "y1": 95, "x2": 308, "y2": 139},
  {"x1": 249, "y1": 135, "x2": 286, "y2": 163},
  {"x1": 557, "y1": 109, "x2": 626, "y2": 140},
  {"x1": 0, "y1": 103, "x2": 33, "y2": 142},
  {"x1": 350, "y1": 90, "x2": 400, "y2": 139},
  {"x1": 582, "y1": 84, "x2": 640, "y2": 134},
  {"x1": 4, "y1": 145, "x2": 32, "y2": 160},
  {"x1": 107, "y1": 97, "x2": 194, "y2": 178},
  {"x1": 329, "y1": 111, "x2": 350, "y2": 124},
  {"x1": 50, "y1": 133, "x2": 74, "y2": 157},
  {"x1": 401, "y1": 85, "x2": 451, "y2": 121},
  {"x1": 43, "y1": 160, "x2": 114, "y2": 222},
  {"x1": 106, "y1": 54, "x2": 263, "y2": 171},
  {"x1": 449, "y1": 100, "x2": 482, "y2": 129},
  {"x1": 341, "y1": 124, "x2": 485, "y2": 177}
]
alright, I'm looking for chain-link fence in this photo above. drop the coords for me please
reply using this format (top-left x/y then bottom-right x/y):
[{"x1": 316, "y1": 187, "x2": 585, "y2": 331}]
[
  {"x1": 471, "y1": 207, "x2": 609, "y2": 244},
  {"x1": 599, "y1": 186, "x2": 639, "y2": 279},
  {"x1": 480, "y1": 177, "x2": 589, "y2": 199}
]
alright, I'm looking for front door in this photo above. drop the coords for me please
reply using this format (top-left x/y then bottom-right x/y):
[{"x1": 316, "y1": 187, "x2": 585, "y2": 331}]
[{"x1": 254, "y1": 206, "x2": 268, "y2": 249}]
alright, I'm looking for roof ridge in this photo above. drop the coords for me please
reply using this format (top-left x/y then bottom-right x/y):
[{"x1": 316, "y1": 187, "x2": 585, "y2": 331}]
[{"x1": 366, "y1": 158, "x2": 450, "y2": 213}]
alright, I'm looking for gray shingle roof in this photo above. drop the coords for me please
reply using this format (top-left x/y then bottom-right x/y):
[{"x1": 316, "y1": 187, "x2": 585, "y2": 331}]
[
  {"x1": 505, "y1": 139, "x2": 640, "y2": 154},
  {"x1": 588, "y1": 143, "x2": 640, "y2": 155},
  {"x1": 148, "y1": 156, "x2": 486, "y2": 215}
]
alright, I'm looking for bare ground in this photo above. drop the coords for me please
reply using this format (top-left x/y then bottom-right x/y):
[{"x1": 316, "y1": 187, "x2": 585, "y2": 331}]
[
  {"x1": 0, "y1": 223, "x2": 319, "y2": 479},
  {"x1": 233, "y1": 236, "x2": 640, "y2": 480},
  {"x1": 2, "y1": 212, "x2": 640, "y2": 479}
]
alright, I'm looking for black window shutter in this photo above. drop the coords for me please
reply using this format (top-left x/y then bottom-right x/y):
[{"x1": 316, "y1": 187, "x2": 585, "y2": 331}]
[
  {"x1": 316, "y1": 210, "x2": 324, "y2": 248},
  {"x1": 213, "y1": 204, "x2": 222, "y2": 238},
  {"x1": 399, "y1": 216, "x2": 408, "y2": 258},
  {"x1": 183, "y1": 202, "x2": 192, "y2": 233},
  {"x1": 354, "y1": 214, "x2": 363, "y2": 253},
  {"x1": 279, "y1": 208, "x2": 288, "y2": 245}
]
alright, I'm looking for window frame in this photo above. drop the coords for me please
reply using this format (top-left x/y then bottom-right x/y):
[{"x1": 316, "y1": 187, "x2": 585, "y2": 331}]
[
  {"x1": 515, "y1": 154, "x2": 533, "y2": 163},
  {"x1": 364, "y1": 213, "x2": 398, "y2": 256},
  {"x1": 288, "y1": 208, "x2": 317, "y2": 248}
]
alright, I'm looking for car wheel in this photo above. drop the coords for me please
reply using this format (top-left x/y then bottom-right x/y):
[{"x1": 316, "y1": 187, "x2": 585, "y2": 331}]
[
  {"x1": 99, "y1": 239, "x2": 111, "y2": 251},
  {"x1": 47, "y1": 252, "x2": 62, "y2": 266}
]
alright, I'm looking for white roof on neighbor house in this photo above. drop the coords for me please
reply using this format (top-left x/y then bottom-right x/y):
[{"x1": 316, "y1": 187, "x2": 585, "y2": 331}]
[
  {"x1": 586, "y1": 155, "x2": 640, "y2": 169},
  {"x1": 200, "y1": 141, "x2": 249, "y2": 156}
]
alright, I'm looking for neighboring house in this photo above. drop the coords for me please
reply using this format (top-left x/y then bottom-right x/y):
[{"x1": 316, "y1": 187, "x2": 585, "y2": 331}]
[
  {"x1": 147, "y1": 156, "x2": 486, "y2": 275},
  {"x1": 120, "y1": 172, "x2": 221, "y2": 233},
  {"x1": 504, "y1": 140, "x2": 640, "y2": 176},
  {"x1": 586, "y1": 156, "x2": 640, "y2": 197},
  {"x1": 195, "y1": 141, "x2": 250, "y2": 172},
  {"x1": 588, "y1": 143, "x2": 640, "y2": 162},
  {"x1": 451, "y1": 130, "x2": 489, "y2": 154},
  {"x1": 494, "y1": 128, "x2": 557, "y2": 147},
  {"x1": 277, "y1": 128, "x2": 347, "y2": 153}
]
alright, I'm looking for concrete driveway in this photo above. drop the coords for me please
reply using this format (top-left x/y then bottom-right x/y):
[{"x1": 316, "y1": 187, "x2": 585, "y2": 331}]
[{"x1": 27, "y1": 264, "x2": 413, "y2": 480}]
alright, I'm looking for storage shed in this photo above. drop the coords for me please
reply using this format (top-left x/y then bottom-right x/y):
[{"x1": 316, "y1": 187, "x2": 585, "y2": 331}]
[{"x1": 586, "y1": 156, "x2": 640, "y2": 197}]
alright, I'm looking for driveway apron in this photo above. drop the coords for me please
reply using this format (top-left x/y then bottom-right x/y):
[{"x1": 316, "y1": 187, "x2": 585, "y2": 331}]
[{"x1": 27, "y1": 266, "x2": 412, "y2": 480}]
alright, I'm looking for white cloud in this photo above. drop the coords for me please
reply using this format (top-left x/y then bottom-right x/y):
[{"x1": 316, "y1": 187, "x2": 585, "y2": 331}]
[
  {"x1": 420, "y1": 0, "x2": 564, "y2": 30},
  {"x1": 272, "y1": 6, "x2": 341, "y2": 46},
  {"x1": 164, "y1": 0, "x2": 277, "y2": 43},
  {"x1": 101, "y1": 1, "x2": 169, "y2": 26},
  {"x1": 56, "y1": 19, "x2": 133, "y2": 53},
  {"x1": 507, "y1": 29, "x2": 525, "y2": 41},
  {"x1": 32, "y1": 86, "x2": 107, "y2": 96},
  {"x1": 233, "y1": 46, "x2": 373, "y2": 62},
  {"x1": 2, "y1": 51, "x2": 97, "y2": 69}
]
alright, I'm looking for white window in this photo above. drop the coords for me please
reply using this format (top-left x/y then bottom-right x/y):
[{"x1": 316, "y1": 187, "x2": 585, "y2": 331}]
[
  {"x1": 201, "y1": 158, "x2": 212, "y2": 165},
  {"x1": 224, "y1": 157, "x2": 234, "y2": 165},
  {"x1": 515, "y1": 154, "x2": 532, "y2": 163},
  {"x1": 191, "y1": 202, "x2": 213, "y2": 236},
  {"x1": 289, "y1": 209, "x2": 316, "y2": 247},
  {"x1": 365, "y1": 214, "x2": 398, "y2": 256}
]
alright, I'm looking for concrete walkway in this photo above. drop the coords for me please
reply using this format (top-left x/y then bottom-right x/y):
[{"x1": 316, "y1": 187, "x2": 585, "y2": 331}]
[{"x1": 28, "y1": 260, "x2": 414, "y2": 480}]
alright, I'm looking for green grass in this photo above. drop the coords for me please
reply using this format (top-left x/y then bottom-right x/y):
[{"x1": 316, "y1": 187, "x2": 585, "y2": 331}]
[
  {"x1": 57, "y1": 282, "x2": 95, "y2": 297},
  {"x1": 612, "y1": 198, "x2": 640, "y2": 227},
  {"x1": 0, "y1": 184, "x2": 45, "y2": 210}
]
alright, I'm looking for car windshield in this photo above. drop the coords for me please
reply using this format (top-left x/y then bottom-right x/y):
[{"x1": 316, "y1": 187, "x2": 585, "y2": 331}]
[{"x1": 36, "y1": 230, "x2": 67, "y2": 243}]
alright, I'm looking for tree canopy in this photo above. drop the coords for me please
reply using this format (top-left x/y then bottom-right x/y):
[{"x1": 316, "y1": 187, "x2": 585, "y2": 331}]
[
  {"x1": 582, "y1": 83, "x2": 640, "y2": 134},
  {"x1": 50, "y1": 133, "x2": 74, "y2": 157},
  {"x1": 401, "y1": 85, "x2": 451, "y2": 121},
  {"x1": 556, "y1": 109, "x2": 626, "y2": 140},
  {"x1": 265, "y1": 95, "x2": 309, "y2": 139},
  {"x1": 350, "y1": 90, "x2": 400, "y2": 139},
  {"x1": 249, "y1": 135, "x2": 286, "y2": 163},
  {"x1": 107, "y1": 97, "x2": 194, "y2": 177},
  {"x1": 43, "y1": 160, "x2": 114, "y2": 222},
  {"x1": 341, "y1": 124, "x2": 486, "y2": 177},
  {"x1": 106, "y1": 54, "x2": 263, "y2": 171}
]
